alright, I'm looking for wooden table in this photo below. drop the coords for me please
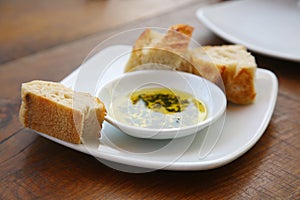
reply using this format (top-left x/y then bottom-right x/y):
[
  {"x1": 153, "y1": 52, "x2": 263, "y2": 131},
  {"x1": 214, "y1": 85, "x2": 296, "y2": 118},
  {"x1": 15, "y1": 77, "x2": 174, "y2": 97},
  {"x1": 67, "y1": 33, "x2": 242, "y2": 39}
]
[{"x1": 1, "y1": 0, "x2": 300, "y2": 199}]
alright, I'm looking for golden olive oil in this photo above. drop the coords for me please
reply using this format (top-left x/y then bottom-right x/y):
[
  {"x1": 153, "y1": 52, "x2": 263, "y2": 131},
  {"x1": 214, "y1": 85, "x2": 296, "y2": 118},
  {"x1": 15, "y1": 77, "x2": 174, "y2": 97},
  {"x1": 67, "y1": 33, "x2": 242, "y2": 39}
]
[{"x1": 110, "y1": 88, "x2": 207, "y2": 129}]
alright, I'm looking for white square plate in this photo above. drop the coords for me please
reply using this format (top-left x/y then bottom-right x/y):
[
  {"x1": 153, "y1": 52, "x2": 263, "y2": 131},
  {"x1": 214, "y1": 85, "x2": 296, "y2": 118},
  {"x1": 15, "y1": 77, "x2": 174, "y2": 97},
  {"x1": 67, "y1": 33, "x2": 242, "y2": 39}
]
[{"x1": 36, "y1": 45, "x2": 278, "y2": 171}]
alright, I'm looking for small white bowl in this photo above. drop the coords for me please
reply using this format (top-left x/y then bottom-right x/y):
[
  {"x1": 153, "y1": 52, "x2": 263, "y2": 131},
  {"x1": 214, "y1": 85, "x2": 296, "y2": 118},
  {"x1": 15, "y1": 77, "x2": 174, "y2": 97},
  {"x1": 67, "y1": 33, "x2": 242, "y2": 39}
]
[{"x1": 98, "y1": 70, "x2": 226, "y2": 139}]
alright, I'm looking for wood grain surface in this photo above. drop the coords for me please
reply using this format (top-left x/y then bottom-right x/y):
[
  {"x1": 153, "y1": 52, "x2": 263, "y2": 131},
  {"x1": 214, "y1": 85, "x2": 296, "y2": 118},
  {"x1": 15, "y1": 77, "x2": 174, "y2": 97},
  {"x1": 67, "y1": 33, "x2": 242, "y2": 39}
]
[
  {"x1": 0, "y1": 0, "x2": 197, "y2": 64},
  {"x1": 1, "y1": 0, "x2": 300, "y2": 199}
]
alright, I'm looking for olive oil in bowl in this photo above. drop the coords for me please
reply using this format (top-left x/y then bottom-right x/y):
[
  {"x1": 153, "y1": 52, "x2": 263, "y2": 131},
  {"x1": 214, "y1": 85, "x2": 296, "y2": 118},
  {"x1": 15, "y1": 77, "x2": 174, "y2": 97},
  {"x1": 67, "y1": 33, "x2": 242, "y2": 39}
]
[
  {"x1": 98, "y1": 70, "x2": 227, "y2": 139},
  {"x1": 111, "y1": 88, "x2": 207, "y2": 129}
]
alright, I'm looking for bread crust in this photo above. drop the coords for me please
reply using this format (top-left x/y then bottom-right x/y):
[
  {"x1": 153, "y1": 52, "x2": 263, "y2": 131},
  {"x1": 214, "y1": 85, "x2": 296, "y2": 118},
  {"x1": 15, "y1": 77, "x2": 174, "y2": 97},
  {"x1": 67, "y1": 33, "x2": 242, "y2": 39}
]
[
  {"x1": 19, "y1": 80, "x2": 106, "y2": 144},
  {"x1": 124, "y1": 25, "x2": 257, "y2": 105},
  {"x1": 225, "y1": 67, "x2": 256, "y2": 104},
  {"x1": 191, "y1": 45, "x2": 256, "y2": 104},
  {"x1": 125, "y1": 24, "x2": 194, "y2": 73},
  {"x1": 20, "y1": 91, "x2": 83, "y2": 144}
]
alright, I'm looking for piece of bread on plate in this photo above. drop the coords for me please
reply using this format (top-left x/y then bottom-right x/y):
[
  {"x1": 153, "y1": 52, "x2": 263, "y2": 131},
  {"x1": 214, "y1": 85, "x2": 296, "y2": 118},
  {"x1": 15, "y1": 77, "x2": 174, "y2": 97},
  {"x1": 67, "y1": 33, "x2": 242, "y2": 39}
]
[
  {"x1": 190, "y1": 45, "x2": 257, "y2": 104},
  {"x1": 124, "y1": 24, "x2": 256, "y2": 104},
  {"x1": 19, "y1": 80, "x2": 106, "y2": 144},
  {"x1": 124, "y1": 24, "x2": 194, "y2": 73}
]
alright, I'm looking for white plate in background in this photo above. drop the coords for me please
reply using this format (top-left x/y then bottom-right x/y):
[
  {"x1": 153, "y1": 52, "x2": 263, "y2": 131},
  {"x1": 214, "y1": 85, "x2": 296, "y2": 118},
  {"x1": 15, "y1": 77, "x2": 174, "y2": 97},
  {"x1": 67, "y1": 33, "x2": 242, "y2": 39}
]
[
  {"x1": 196, "y1": 0, "x2": 300, "y2": 62},
  {"x1": 36, "y1": 45, "x2": 278, "y2": 171}
]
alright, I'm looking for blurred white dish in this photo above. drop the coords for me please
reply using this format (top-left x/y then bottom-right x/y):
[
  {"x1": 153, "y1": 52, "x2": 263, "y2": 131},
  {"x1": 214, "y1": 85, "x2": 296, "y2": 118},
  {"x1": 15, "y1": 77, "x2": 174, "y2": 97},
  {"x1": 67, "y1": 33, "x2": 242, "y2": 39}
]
[
  {"x1": 196, "y1": 0, "x2": 300, "y2": 62},
  {"x1": 98, "y1": 70, "x2": 226, "y2": 139}
]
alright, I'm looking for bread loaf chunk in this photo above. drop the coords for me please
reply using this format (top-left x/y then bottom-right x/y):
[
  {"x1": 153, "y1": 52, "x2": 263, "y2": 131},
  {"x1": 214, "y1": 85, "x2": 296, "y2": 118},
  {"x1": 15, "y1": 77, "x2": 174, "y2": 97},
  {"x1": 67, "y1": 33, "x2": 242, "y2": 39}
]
[
  {"x1": 19, "y1": 80, "x2": 106, "y2": 144},
  {"x1": 124, "y1": 24, "x2": 194, "y2": 73},
  {"x1": 124, "y1": 25, "x2": 257, "y2": 104},
  {"x1": 191, "y1": 45, "x2": 256, "y2": 104}
]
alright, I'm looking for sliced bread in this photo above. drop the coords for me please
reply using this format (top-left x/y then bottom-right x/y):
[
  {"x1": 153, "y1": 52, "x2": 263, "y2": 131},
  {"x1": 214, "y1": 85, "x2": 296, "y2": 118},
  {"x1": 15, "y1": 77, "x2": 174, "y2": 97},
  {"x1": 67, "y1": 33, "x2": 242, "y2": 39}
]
[
  {"x1": 19, "y1": 80, "x2": 106, "y2": 144},
  {"x1": 124, "y1": 24, "x2": 194, "y2": 73},
  {"x1": 191, "y1": 45, "x2": 256, "y2": 104}
]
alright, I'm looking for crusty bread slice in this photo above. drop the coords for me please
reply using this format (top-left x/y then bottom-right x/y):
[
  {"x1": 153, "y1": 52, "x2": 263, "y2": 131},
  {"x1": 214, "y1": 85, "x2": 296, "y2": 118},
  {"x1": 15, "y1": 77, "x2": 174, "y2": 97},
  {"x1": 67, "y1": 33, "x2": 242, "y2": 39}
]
[
  {"x1": 124, "y1": 24, "x2": 194, "y2": 73},
  {"x1": 19, "y1": 80, "x2": 106, "y2": 144},
  {"x1": 124, "y1": 25, "x2": 257, "y2": 104},
  {"x1": 191, "y1": 45, "x2": 256, "y2": 104}
]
